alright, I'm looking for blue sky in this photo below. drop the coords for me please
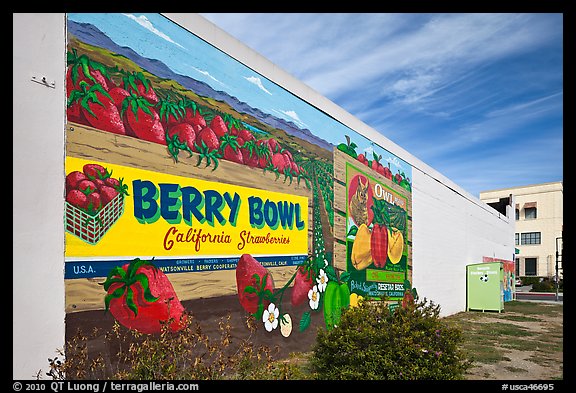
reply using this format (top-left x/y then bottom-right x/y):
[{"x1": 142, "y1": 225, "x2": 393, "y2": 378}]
[{"x1": 199, "y1": 13, "x2": 563, "y2": 197}]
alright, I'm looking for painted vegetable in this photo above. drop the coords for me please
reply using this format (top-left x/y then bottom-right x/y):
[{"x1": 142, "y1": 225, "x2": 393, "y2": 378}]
[
  {"x1": 102, "y1": 257, "x2": 187, "y2": 334},
  {"x1": 351, "y1": 223, "x2": 373, "y2": 270},
  {"x1": 371, "y1": 223, "x2": 389, "y2": 268},
  {"x1": 388, "y1": 228, "x2": 404, "y2": 264},
  {"x1": 323, "y1": 281, "x2": 351, "y2": 330}
]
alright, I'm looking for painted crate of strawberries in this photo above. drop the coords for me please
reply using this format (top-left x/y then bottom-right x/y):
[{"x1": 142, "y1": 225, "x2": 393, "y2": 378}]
[{"x1": 65, "y1": 163, "x2": 128, "y2": 245}]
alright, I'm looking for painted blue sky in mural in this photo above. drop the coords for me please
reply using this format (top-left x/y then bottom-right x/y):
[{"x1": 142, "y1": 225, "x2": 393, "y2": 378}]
[{"x1": 67, "y1": 13, "x2": 411, "y2": 178}]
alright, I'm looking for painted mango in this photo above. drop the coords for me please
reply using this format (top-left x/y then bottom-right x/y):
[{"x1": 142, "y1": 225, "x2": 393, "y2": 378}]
[
  {"x1": 351, "y1": 223, "x2": 372, "y2": 270},
  {"x1": 387, "y1": 227, "x2": 404, "y2": 265}
]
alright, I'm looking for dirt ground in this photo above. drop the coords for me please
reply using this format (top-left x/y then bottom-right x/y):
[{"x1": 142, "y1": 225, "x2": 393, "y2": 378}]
[{"x1": 452, "y1": 301, "x2": 564, "y2": 380}]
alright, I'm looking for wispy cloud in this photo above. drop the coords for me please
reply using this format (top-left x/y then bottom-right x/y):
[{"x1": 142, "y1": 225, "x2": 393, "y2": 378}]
[
  {"x1": 244, "y1": 75, "x2": 272, "y2": 95},
  {"x1": 271, "y1": 109, "x2": 307, "y2": 128},
  {"x1": 190, "y1": 66, "x2": 226, "y2": 87},
  {"x1": 200, "y1": 13, "x2": 563, "y2": 196},
  {"x1": 124, "y1": 13, "x2": 185, "y2": 49}
]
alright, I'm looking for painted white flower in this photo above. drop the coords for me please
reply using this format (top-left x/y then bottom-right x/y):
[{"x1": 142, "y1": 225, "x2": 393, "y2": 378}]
[
  {"x1": 308, "y1": 285, "x2": 320, "y2": 310},
  {"x1": 262, "y1": 303, "x2": 279, "y2": 332},
  {"x1": 316, "y1": 269, "x2": 329, "y2": 292}
]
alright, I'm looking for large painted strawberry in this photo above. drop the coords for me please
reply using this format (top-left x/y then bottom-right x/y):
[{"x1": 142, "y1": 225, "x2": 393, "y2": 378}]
[
  {"x1": 220, "y1": 134, "x2": 244, "y2": 165},
  {"x1": 290, "y1": 266, "x2": 314, "y2": 307},
  {"x1": 195, "y1": 126, "x2": 220, "y2": 152},
  {"x1": 121, "y1": 93, "x2": 166, "y2": 145},
  {"x1": 66, "y1": 49, "x2": 113, "y2": 95},
  {"x1": 68, "y1": 82, "x2": 126, "y2": 135},
  {"x1": 240, "y1": 140, "x2": 259, "y2": 168},
  {"x1": 121, "y1": 71, "x2": 158, "y2": 105},
  {"x1": 103, "y1": 257, "x2": 187, "y2": 334},
  {"x1": 209, "y1": 114, "x2": 228, "y2": 138},
  {"x1": 235, "y1": 254, "x2": 275, "y2": 315},
  {"x1": 166, "y1": 123, "x2": 196, "y2": 162}
]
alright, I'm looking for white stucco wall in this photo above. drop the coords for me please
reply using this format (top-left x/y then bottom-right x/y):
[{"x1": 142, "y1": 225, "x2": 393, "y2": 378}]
[
  {"x1": 13, "y1": 13, "x2": 66, "y2": 379},
  {"x1": 12, "y1": 12, "x2": 514, "y2": 379}
]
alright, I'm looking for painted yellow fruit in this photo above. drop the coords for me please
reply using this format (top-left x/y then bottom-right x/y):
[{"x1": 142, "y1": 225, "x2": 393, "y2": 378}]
[
  {"x1": 350, "y1": 293, "x2": 364, "y2": 308},
  {"x1": 351, "y1": 223, "x2": 373, "y2": 270},
  {"x1": 387, "y1": 227, "x2": 404, "y2": 264}
]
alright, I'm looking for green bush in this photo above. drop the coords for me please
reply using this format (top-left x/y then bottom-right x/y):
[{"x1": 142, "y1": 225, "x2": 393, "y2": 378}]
[
  {"x1": 310, "y1": 297, "x2": 471, "y2": 380},
  {"x1": 531, "y1": 278, "x2": 557, "y2": 293}
]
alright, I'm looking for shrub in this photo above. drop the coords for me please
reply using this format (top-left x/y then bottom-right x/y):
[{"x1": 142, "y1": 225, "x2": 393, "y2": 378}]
[
  {"x1": 40, "y1": 313, "x2": 305, "y2": 380},
  {"x1": 309, "y1": 297, "x2": 471, "y2": 380},
  {"x1": 531, "y1": 278, "x2": 557, "y2": 293}
]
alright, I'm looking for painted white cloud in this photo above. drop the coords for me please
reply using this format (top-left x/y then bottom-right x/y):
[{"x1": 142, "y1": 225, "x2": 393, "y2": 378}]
[
  {"x1": 271, "y1": 109, "x2": 307, "y2": 128},
  {"x1": 124, "y1": 13, "x2": 185, "y2": 49},
  {"x1": 190, "y1": 66, "x2": 226, "y2": 87},
  {"x1": 244, "y1": 76, "x2": 272, "y2": 95}
]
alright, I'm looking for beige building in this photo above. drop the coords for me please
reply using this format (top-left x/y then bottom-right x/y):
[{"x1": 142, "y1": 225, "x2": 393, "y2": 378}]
[{"x1": 480, "y1": 182, "x2": 563, "y2": 279}]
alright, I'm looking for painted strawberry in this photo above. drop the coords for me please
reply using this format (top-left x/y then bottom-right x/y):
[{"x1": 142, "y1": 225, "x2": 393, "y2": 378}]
[
  {"x1": 99, "y1": 185, "x2": 119, "y2": 206},
  {"x1": 394, "y1": 172, "x2": 403, "y2": 184},
  {"x1": 121, "y1": 71, "x2": 158, "y2": 105},
  {"x1": 157, "y1": 98, "x2": 185, "y2": 130},
  {"x1": 290, "y1": 161, "x2": 300, "y2": 176},
  {"x1": 87, "y1": 192, "x2": 103, "y2": 213},
  {"x1": 121, "y1": 93, "x2": 166, "y2": 145},
  {"x1": 220, "y1": 134, "x2": 244, "y2": 165},
  {"x1": 66, "y1": 100, "x2": 85, "y2": 124},
  {"x1": 241, "y1": 140, "x2": 259, "y2": 168},
  {"x1": 66, "y1": 49, "x2": 113, "y2": 95},
  {"x1": 291, "y1": 266, "x2": 314, "y2": 307},
  {"x1": 184, "y1": 106, "x2": 206, "y2": 129},
  {"x1": 256, "y1": 140, "x2": 272, "y2": 168},
  {"x1": 108, "y1": 86, "x2": 131, "y2": 111},
  {"x1": 93, "y1": 178, "x2": 106, "y2": 191},
  {"x1": 83, "y1": 163, "x2": 109, "y2": 181},
  {"x1": 195, "y1": 126, "x2": 220, "y2": 152},
  {"x1": 103, "y1": 257, "x2": 187, "y2": 334},
  {"x1": 66, "y1": 189, "x2": 88, "y2": 209},
  {"x1": 210, "y1": 115, "x2": 228, "y2": 138},
  {"x1": 238, "y1": 128, "x2": 255, "y2": 142},
  {"x1": 77, "y1": 179, "x2": 98, "y2": 195},
  {"x1": 267, "y1": 138, "x2": 280, "y2": 153},
  {"x1": 166, "y1": 123, "x2": 196, "y2": 162},
  {"x1": 69, "y1": 82, "x2": 126, "y2": 135},
  {"x1": 66, "y1": 171, "x2": 87, "y2": 193},
  {"x1": 271, "y1": 152, "x2": 288, "y2": 172},
  {"x1": 235, "y1": 254, "x2": 275, "y2": 315}
]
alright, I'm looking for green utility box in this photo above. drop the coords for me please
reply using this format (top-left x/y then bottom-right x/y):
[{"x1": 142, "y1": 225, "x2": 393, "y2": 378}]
[{"x1": 466, "y1": 262, "x2": 504, "y2": 312}]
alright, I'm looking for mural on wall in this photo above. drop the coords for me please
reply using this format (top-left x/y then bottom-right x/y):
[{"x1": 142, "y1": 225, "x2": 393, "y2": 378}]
[
  {"x1": 483, "y1": 257, "x2": 516, "y2": 302},
  {"x1": 64, "y1": 13, "x2": 413, "y2": 340}
]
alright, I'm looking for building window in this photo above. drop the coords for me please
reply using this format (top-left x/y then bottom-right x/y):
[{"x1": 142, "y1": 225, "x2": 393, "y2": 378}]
[
  {"x1": 525, "y1": 207, "x2": 537, "y2": 219},
  {"x1": 515, "y1": 233, "x2": 519, "y2": 245},
  {"x1": 521, "y1": 232, "x2": 541, "y2": 245},
  {"x1": 524, "y1": 258, "x2": 537, "y2": 276},
  {"x1": 515, "y1": 259, "x2": 520, "y2": 276},
  {"x1": 515, "y1": 209, "x2": 519, "y2": 220}
]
